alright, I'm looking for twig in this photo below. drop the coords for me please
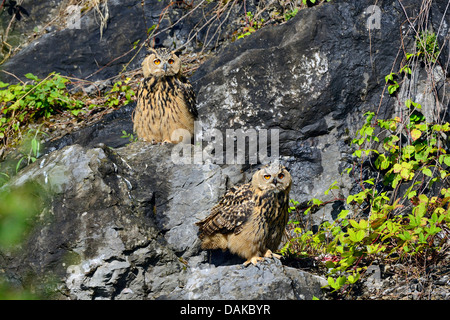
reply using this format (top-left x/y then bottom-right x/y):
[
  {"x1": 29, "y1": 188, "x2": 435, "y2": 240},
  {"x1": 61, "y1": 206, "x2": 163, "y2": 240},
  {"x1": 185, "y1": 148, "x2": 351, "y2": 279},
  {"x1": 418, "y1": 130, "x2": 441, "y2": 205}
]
[
  {"x1": 0, "y1": 0, "x2": 26, "y2": 64},
  {"x1": 1, "y1": 69, "x2": 25, "y2": 84}
]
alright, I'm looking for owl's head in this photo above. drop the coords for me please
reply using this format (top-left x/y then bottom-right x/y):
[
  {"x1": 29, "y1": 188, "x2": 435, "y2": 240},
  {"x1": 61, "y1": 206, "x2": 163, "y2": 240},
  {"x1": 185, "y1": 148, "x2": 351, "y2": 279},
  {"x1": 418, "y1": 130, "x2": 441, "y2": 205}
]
[
  {"x1": 252, "y1": 162, "x2": 292, "y2": 193},
  {"x1": 142, "y1": 48, "x2": 182, "y2": 78}
]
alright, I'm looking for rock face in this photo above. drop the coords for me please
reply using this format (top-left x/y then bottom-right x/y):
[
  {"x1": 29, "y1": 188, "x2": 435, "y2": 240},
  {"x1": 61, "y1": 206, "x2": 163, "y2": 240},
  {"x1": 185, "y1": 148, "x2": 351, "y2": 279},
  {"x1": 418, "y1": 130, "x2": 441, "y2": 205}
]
[
  {"x1": 2, "y1": 0, "x2": 152, "y2": 81},
  {"x1": 0, "y1": 0, "x2": 255, "y2": 82},
  {"x1": 191, "y1": 0, "x2": 444, "y2": 220},
  {"x1": 2, "y1": 142, "x2": 327, "y2": 299},
  {"x1": 1, "y1": 0, "x2": 449, "y2": 300},
  {"x1": 0, "y1": 0, "x2": 66, "y2": 63},
  {"x1": 177, "y1": 259, "x2": 326, "y2": 300}
]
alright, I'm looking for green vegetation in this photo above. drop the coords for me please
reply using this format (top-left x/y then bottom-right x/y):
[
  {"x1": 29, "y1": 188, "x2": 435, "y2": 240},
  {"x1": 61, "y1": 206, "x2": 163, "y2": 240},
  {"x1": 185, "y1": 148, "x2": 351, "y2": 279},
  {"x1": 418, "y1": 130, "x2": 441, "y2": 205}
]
[
  {"x1": 0, "y1": 0, "x2": 445, "y2": 300},
  {"x1": 303, "y1": 0, "x2": 331, "y2": 6},
  {"x1": 105, "y1": 78, "x2": 136, "y2": 108},
  {"x1": 15, "y1": 126, "x2": 46, "y2": 173},
  {"x1": 0, "y1": 72, "x2": 135, "y2": 154},
  {"x1": 121, "y1": 130, "x2": 138, "y2": 143},
  {"x1": 0, "y1": 182, "x2": 42, "y2": 249},
  {"x1": 283, "y1": 98, "x2": 450, "y2": 296},
  {"x1": 283, "y1": 27, "x2": 446, "y2": 296},
  {"x1": 233, "y1": 0, "x2": 332, "y2": 40},
  {"x1": 0, "y1": 181, "x2": 48, "y2": 299},
  {"x1": 235, "y1": 11, "x2": 266, "y2": 40},
  {"x1": 0, "y1": 73, "x2": 84, "y2": 147},
  {"x1": 416, "y1": 30, "x2": 440, "y2": 63},
  {"x1": 0, "y1": 72, "x2": 136, "y2": 193},
  {"x1": 384, "y1": 30, "x2": 439, "y2": 96},
  {"x1": 284, "y1": 8, "x2": 299, "y2": 21}
]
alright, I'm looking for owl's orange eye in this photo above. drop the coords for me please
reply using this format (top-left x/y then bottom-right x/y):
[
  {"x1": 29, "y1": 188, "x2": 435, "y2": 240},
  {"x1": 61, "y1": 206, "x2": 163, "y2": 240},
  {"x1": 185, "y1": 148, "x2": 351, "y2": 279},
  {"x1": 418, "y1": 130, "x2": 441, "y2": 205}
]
[
  {"x1": 278, "y1": 173, "x2": 284, "y2": 179},
  {"x1": 154, "y1": 59, "x2": 161, "y2": 65},
  {"x1": 264, "y1": 175, "x2": 271, "y2": 180},
  {"x1": 168, "y1": 59, "x2": 175, "y2": 65}
]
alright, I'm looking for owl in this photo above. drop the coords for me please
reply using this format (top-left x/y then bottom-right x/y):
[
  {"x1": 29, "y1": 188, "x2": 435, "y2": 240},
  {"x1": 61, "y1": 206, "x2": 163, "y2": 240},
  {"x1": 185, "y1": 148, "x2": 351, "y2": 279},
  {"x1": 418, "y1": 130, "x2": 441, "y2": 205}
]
[
  {"x1": 133, "y1": 47, "x2": 197, "y2": 144},
  {"x1": 196, "y1": 162, "x2": 292, "y2": 266}
]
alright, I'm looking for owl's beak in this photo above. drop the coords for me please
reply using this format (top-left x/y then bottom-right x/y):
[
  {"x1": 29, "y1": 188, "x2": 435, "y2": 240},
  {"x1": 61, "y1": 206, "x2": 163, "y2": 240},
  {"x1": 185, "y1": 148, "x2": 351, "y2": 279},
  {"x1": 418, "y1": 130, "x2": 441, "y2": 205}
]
[
  {"x1": 273, "y1": 179, "x2": 278, "y2": 186},
  {"x1": 163, "y1": 63, "x2": 168, "y2": 72}
]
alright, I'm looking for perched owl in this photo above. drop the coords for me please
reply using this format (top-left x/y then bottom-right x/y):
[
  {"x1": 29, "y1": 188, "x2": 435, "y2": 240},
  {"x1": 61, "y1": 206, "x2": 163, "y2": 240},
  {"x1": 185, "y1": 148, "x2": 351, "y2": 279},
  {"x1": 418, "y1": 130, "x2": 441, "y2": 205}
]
[
  {"x1": 133, "y1": 47, "x2": 197, "y2": 143},
  {"x1": 196, "y1": 162, "x2": 292, "y2": 266}
]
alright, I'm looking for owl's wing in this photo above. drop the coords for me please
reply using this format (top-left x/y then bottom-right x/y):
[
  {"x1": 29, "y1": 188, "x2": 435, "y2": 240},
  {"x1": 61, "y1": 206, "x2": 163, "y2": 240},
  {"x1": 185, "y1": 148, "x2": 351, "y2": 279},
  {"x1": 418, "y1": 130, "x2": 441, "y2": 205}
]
[
  {"x1": 196, "y1": 184, "x2": 254, "y2": 237},
  {"x1": 178, "y1": 75, "x2": 198, "y2": 118}
]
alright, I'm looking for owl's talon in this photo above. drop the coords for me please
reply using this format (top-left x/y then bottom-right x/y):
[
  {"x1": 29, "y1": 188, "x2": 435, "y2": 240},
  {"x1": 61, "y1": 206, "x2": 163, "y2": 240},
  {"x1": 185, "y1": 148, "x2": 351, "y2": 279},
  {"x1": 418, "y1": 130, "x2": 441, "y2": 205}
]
[
  {"x1": 243, "y1": 256, "x2": 264, "y2": 266},
  {"x1": 264, "y1": 249, "x2": 282, "y2": 260}
]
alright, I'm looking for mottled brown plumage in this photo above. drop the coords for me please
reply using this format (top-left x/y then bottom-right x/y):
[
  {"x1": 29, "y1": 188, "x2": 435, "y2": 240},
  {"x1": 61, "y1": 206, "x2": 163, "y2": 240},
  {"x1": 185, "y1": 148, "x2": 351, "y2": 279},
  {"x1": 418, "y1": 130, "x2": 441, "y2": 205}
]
[
  {"x1": 133, "y1": 48, "x2": 197, "y2": 143},
  {"x1": 196, "y1": 162, "x2": 292, "y2": 266}
]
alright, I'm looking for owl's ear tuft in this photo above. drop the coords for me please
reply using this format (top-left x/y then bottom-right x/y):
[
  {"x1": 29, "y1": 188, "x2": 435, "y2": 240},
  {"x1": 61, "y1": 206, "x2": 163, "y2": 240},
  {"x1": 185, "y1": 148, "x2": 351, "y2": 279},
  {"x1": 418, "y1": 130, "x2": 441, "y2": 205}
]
[{"x1": 145, "y1": 45, "x2": 158, "y2": 55}]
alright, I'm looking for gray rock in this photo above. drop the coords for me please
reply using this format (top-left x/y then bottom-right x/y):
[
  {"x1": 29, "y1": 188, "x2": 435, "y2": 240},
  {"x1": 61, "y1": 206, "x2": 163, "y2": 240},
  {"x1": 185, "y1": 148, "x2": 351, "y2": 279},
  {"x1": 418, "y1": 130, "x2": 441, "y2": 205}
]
[
  {"x1": 2, "y1": 0, "x2": 147, "y2": 81},
  {"x1": 0, "y1": 0, "x2": 66, "y2": 62},
  {"x1": 177, "y1": 259, "x2": 326, "y2": 300},
  {"x1": 0, "y1": 0, "x2": 258, "y2": 82},
  {"x1": 2, "y1": 143, "x2": 189, "y2": 299},
  {"x1": 1, "y1": 141, "x2": 328, "y2": 300},
  {"x1": 364, "y1": 264, "x2": 383, "y2": 295}
]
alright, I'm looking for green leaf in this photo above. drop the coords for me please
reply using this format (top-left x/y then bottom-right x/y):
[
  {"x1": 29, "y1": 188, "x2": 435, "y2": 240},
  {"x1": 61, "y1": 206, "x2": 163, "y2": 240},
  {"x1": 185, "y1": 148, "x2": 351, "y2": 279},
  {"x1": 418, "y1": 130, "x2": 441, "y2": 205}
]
[
  {"x1": 407, "y1": 190, "x2": 417, "y2": 199},
  {"x1": 422, "y1": 168, "x2": 432, "y2": 177},
  {"x1": 393, "y1": 163, "x2": 402, "y2": 173},
  {"x1": 147, "y1": 25, "x2": 156, "y2": 34},
  {"x1": 349, "y1": 220, "x2": 359, "y2": 229},
  {"x1": 353, "y1": 149, "x2": 362, "y2": 158},
  {"x1": 398, "y1": 230, "x2": 411, "y2": 241},
  {"x1": 385, "y1": 73, "x2": 394, "y2": 83},
  {"x1": 347, "y1": 273, "x2": 360, "y2": 284},
  {"x1": 338, "y1": 210, "x2": 349, "y2": 220},
  {"x1": 70, "y1": 109, "x2": 85, "y2": 116},
  {"x1": 418, "y1": 232, "x2": 427, "y2": 244},
  {"x1": 406, "y1": 52, "x2": 417, "y2": 60},
  {"x1": 24, "y1": 73, "x2": 39, "y2": 81},
  {"x1": 388, "y1": 83, "x2": 399, "y2": 94},
  {"x1": 358, "y1": 219, "x2": 368, "y2": 229},
  {"x1": 15, "y1": 157, "x2": 25, "y2": 173},
  {"x1": 425, "y1": 224, "x2": 441, "y2": 237},
  {"x1": 325, "y1": 180, "x2": 339, "y2": 195},
  {"x1": 375, "y1": 154, "x2": 390, "y2": 170},
  {"x1": 411, "y1": 129, "x2": 422, "y2": 141},
  {"x1": 327, "y1": 276, "x2": 346, "y2": 290},
  {"x1": 31, "y1": 138, "x2": 40, "y2": 157},
  {"x1": 405, "y1": 99, "x2": 419, "y2": 109},
  {"x1": 348, "y1": 228, "x2": 365, "y2": 242},
  {"x1": 444, "y1": 155, "x2": 450, "y2": 167}
]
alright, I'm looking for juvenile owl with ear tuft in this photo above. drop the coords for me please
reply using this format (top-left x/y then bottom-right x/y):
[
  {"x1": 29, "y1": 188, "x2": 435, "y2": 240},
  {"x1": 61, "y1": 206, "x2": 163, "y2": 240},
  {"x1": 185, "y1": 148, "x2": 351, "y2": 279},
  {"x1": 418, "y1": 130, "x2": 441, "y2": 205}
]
[
  {"x1": 133, "y1": 47, "x2": 197, "y2": 144},
  {"x1": 196, "y1": 162, "x2": 292, "y2": 266}
]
